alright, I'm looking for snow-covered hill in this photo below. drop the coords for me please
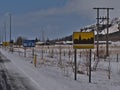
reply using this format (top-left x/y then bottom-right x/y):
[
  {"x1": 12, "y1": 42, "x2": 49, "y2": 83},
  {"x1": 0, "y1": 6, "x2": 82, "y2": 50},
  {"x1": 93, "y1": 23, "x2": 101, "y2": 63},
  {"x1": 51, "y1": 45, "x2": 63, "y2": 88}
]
[
  {"x1": 80, "y1": 17, "x2": 120, "y2": 35},
  {"x1": 53, "y1": 18, "x2": 120, "y2": 42}
]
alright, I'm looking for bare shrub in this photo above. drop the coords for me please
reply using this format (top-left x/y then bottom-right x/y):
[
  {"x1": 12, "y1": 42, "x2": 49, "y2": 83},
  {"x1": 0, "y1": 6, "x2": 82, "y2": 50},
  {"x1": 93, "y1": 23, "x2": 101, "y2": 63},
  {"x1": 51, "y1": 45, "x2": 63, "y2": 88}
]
[{"x1": 84, "y1": 50, "x2": 90, "y2": 75}]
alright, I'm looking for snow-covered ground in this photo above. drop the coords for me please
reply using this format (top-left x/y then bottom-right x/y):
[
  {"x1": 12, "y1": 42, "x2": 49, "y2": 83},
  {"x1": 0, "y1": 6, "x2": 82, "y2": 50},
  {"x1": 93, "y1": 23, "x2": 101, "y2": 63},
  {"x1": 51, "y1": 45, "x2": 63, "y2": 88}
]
[
  {"x1": 100, "y1": 24, "x2": 119, "y2": 35},
  {"x1": 0, "y1": 44, "x2": 120, "y2": 90}
]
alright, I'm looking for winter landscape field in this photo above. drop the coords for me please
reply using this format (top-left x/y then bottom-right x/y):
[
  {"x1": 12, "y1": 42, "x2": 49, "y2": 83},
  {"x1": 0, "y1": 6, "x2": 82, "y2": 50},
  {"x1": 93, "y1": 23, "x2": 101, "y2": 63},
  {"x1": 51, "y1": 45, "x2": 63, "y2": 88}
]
[
  {"x1": 1, "y1": 0, "x2": 120, "y2": 90},
  {"x1": 0, "y1": 41, "x2": 120, "y2": 90}
]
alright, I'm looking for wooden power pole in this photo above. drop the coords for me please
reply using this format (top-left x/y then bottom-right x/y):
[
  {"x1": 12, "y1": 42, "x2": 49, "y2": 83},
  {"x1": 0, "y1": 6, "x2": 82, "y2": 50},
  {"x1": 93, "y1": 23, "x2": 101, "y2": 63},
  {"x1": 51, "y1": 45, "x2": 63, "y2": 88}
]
[{"x1": 93, "y1": 7, "x2": 114, "y2": 57}]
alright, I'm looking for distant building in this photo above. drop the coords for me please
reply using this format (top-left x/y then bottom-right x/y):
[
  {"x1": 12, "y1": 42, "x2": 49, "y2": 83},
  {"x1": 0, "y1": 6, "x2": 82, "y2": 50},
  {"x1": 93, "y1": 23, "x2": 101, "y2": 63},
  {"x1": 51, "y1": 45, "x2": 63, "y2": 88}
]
[{"x1": 94, "y1": 41, "x2": 112, "y2": 45}]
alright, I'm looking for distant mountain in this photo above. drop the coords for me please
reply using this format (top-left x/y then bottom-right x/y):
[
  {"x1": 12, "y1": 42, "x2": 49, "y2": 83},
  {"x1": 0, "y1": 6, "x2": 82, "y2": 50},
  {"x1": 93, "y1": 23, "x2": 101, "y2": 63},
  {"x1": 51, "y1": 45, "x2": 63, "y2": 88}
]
[{"x1": 58, "y1": 17, "x2": 120, "y2": 41}]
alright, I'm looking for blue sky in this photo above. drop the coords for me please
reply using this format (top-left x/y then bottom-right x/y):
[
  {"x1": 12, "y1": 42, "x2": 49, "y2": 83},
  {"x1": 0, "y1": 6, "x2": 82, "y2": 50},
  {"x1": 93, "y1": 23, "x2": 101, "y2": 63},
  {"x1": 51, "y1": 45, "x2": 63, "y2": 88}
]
[{"x1": 0, "y1": 0, "x2": 120, "y2": 41}]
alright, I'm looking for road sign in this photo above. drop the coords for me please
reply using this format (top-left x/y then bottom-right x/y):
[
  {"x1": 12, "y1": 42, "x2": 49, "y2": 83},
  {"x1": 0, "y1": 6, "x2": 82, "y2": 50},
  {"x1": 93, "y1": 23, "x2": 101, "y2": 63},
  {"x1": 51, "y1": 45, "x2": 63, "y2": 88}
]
[
  {"x1": 73, "y1": 32, "x2": 94, "y2": 49},
  {"x1": 23, "y1": 40, "x2": 35, "y2": 47},
  {"x1": 3, "y1": 42, "x2": 10, "y2": 46}
]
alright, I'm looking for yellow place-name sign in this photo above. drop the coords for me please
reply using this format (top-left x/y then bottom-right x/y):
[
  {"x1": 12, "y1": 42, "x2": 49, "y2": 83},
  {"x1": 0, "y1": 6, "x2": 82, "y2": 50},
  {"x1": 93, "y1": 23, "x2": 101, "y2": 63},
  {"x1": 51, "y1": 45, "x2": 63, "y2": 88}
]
[
  {"x1": 73, "y1": 32, "x2": 94, "y2": 49},
  {"x1": 3, "y1": 42, "x2": 10, "y2": 46}
]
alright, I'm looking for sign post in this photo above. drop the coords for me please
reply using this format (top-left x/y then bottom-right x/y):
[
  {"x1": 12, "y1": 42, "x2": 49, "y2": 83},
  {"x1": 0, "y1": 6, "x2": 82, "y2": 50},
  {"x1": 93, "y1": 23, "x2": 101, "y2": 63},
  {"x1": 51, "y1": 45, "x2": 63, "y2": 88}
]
[
  {"x1": 89, "y1": 49, "x2": 92, "y2": 83},
  {"x1": 3, "y1": 42, "x2": 10, "y2": 50},
  {"x1": 74, "y1": 49, "x2": 77, "y2": 80},
  {"x1": 73, "y1": 32, "x2": 94, "y2": 82}
]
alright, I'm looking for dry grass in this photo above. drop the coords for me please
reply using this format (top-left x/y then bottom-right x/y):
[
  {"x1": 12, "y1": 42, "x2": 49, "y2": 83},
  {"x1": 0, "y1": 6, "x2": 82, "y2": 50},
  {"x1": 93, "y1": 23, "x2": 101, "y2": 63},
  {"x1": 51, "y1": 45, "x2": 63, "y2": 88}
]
[{"x1": 12, "y1": 44, "x2": 120, "y2": 76}]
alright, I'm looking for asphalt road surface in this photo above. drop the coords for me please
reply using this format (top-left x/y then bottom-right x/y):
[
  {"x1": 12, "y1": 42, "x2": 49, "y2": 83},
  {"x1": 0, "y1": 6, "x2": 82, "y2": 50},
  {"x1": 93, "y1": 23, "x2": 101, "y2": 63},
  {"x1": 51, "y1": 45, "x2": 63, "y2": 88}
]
[{"x1": 0, "y1": 52, "x2": 38, "y2": 90}]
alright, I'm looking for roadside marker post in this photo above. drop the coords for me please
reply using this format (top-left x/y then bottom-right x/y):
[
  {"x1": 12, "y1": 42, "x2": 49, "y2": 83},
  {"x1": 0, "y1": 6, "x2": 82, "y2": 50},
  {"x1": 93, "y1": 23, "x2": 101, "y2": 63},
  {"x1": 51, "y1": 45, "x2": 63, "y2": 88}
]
[{"x1": 34, "y1": 54, "x2": 37, "y2": 67}]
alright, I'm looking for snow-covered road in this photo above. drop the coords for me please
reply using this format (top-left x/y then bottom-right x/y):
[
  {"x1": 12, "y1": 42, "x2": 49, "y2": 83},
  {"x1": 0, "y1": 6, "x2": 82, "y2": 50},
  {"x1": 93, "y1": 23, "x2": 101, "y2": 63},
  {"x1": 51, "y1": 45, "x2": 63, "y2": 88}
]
[{"x1": 0, "y1": 52, "x2": 39, "y2": 90}]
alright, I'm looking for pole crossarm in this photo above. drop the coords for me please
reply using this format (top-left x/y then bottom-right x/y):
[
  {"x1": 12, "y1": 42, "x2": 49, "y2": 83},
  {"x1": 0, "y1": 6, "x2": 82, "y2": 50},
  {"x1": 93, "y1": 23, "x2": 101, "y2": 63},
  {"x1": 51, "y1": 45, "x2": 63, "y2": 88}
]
[
  {"x1": 96, "y1": 17, "x2": 109, "y2": 19},
  {"x1": 93, "y1": 7, "x2": 114, "y2": 10}
]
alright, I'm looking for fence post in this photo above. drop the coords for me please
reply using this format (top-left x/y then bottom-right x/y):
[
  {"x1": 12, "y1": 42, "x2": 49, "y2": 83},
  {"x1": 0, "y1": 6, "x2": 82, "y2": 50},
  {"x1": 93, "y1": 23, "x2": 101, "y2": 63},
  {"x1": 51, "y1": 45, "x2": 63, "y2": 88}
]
[
  {"x1": 24, "y1": 47, "x2": 26, "y2": 57},
  {"x1": 117, "y1": 53, "x2": 118, "y2": 62},
  {"x1": 34, "y1": 54, "x2": 37, "y2": 67}
]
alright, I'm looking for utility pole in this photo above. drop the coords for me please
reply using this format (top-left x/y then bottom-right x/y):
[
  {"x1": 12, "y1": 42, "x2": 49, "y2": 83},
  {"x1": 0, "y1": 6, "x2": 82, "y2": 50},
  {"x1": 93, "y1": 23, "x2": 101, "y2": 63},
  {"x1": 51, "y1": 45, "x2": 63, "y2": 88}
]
[
  {"x1": 42, "y1": 30, "x2": 45, "y2": 43},
  {"x1": 93, "y1": 8, "x2": 99, "y2": 57},
  {"x1": 1, "y1": 30, "x2": 3, "y2": 43},
  {"x1": 0, "y1": 30, "x2": 2, "y2": 44},
  {"x1": 9, "y1": 13, "x2": 12, "y2": 42},
  {"x1": 93, "y1": 7, "x2": 114, "y2": 57},
  {"x1": 106, "y1": 8, "x2": 114, "y2": 56},
  {"x1": 4, "y1": 22, "x2": 6, "y2": 42},
  {"x1": 9, "y1": 13, "x2": 13, "y2": 52}
]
